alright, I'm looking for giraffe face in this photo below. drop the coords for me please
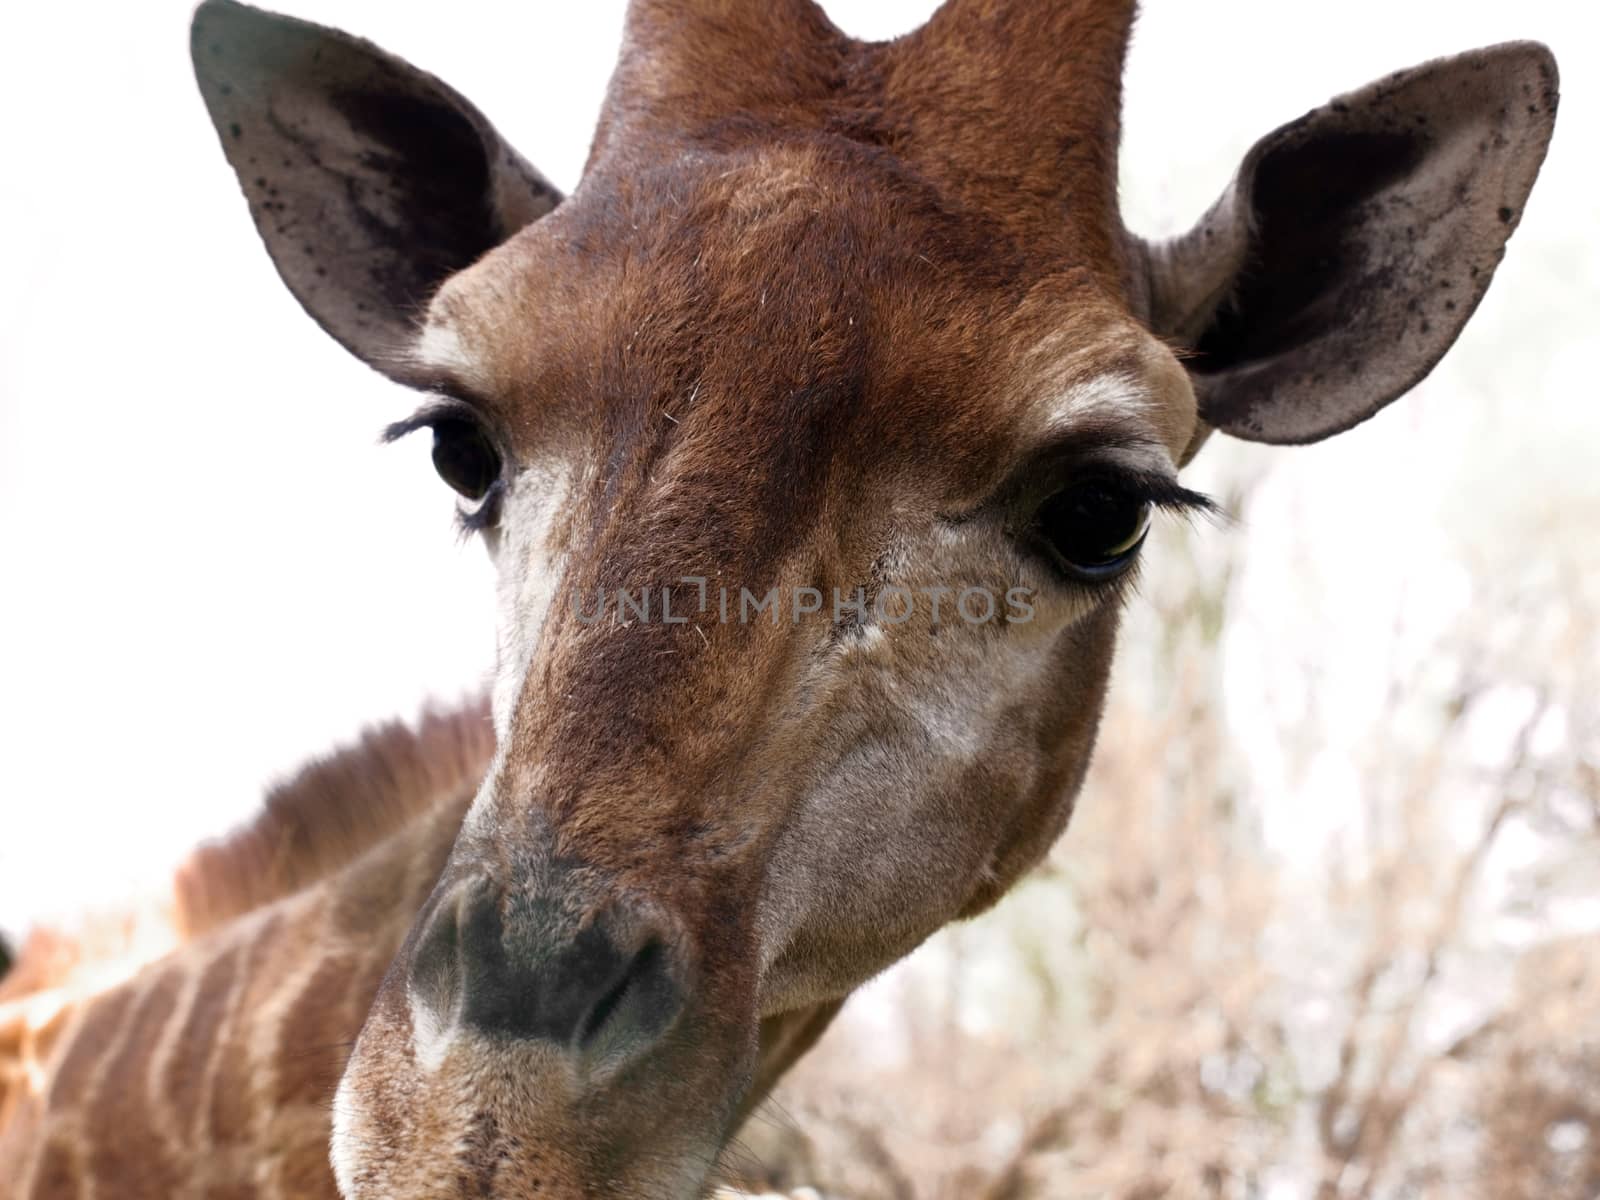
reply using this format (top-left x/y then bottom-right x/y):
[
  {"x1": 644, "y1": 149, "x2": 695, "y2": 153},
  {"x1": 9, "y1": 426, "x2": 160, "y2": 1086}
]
[
  {"x1": 327, "y1": 144, "x2": 1201, "y2": 1198},
  {"x1": 188, "y1": 0, "x2": 1556, "y2": 1194}
]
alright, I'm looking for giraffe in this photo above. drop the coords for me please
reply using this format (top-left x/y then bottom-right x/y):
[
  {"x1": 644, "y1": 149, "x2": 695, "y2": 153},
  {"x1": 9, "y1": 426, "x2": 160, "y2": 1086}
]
[{"x1": 0, "y1": 0, "x2": 1557, "y2": 1196}]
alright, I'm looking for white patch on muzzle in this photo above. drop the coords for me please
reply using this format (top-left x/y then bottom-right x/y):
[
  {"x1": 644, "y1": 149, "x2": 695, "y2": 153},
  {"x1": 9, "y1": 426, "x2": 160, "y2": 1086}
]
[{"x1": 487, "y1": 463, "x2": 574, "y2": 741}]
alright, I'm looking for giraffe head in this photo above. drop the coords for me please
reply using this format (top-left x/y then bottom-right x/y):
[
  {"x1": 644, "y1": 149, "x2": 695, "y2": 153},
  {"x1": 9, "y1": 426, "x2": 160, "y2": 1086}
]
[{"x1": 192, "y1": 1, "x2": 1555, "y2": 1194}]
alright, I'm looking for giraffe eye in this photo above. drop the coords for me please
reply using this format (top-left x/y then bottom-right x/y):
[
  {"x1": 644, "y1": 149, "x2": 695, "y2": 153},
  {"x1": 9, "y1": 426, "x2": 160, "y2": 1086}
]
[
  {"x1": 430, "y1": 418, "x2": 501, "y2": 502},
  {"x1": 1034, "y1": 480, "x2": 1152, "y2": 580}
]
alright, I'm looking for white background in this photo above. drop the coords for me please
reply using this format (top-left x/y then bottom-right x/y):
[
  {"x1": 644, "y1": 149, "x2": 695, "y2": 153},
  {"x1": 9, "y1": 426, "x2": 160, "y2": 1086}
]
[{"x1": 1, "y1": 0, "x2": 1595, "y2": 938}]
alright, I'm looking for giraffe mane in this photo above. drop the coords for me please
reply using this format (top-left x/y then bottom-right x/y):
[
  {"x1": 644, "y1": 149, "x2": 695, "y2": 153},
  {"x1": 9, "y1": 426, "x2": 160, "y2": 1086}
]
[
  {"x1": 171, "y1": 698, "x2": 496, "y2": 938},
  {"x1": 0, "y1": 700, "x2": 494, "y2": 1014}
]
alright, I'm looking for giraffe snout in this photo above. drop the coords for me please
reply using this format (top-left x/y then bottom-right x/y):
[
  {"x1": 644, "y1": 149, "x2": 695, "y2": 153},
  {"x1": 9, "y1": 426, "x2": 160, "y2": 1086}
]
[{"x1": 406, "y1": 871, "x2": 687, "y2": 1070}]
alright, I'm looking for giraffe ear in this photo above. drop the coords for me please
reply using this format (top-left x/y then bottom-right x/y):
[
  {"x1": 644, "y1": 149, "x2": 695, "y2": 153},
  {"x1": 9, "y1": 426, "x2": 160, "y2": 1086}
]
[
  {"x1": 190, "y1": 0, "x2": 562, "y2": 383},
  {"x1": 1143, "y1": 42, "x2": 1558, "y2": 446}
]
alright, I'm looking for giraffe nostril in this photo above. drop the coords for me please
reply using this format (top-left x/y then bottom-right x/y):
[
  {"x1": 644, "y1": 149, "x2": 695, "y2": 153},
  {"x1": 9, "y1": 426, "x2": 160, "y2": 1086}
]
[
  {"x1": 407, "y1": 877, "x2": 473, "y2": 1031},
  {"x1": 575, "y1": 937, "x2": 672, "y2": 1057},
  {"x1": 406, "y1": 874, "x2": 685, "y2": 1068}
]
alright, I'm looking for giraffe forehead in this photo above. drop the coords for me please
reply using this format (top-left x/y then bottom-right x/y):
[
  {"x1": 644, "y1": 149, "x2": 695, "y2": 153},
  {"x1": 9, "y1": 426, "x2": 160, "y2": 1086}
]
[{"x1": 411, "y1": 143, "x2": 1036, "y2": 406}]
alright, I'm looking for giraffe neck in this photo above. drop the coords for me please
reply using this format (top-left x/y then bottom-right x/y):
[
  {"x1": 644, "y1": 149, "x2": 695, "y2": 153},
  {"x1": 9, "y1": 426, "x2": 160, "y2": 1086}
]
[{"x1": 0, "y1": 707, "x2": 494, "y2": 1200}]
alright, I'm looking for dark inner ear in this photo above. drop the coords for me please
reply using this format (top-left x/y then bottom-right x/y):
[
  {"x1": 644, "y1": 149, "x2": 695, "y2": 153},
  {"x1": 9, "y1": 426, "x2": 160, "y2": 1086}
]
[
  {"x1": 192, "y1": 0, "x2": 561, "y2": 382},
  {"x1": 1194, "y1": 130, "x2": 1425, "y2": 377},
  {"x1": 329, "y1": 87, "x2": 499, "y2": 307},
  {"x1": 1152, "y1": 42, "x2": 1557, "y2": 447}
]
